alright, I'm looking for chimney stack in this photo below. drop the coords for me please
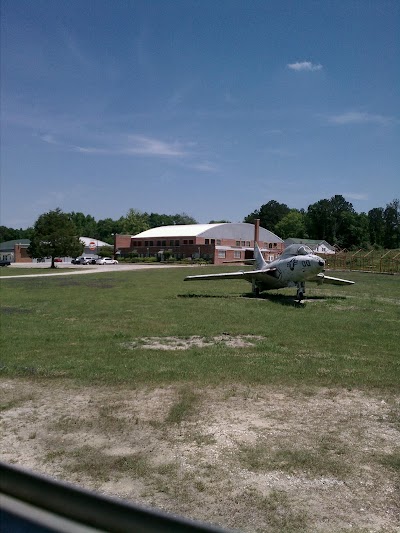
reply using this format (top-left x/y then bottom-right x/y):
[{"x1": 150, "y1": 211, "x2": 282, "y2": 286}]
[{"x1": 254, "y1": 218, "x2": 260, "y2": 248}]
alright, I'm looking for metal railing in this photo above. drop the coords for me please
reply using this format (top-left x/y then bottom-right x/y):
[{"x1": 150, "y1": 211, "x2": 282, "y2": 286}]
[{"x1": 1, "y1": 461, "x2": 231, "y2": 533}]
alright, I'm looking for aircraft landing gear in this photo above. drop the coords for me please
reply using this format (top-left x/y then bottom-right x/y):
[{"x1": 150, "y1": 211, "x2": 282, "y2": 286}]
[
  {"x1": 252, "y1": 280, "x2": 260, "y2": 297},
  {"x1": 296, "y1": 282, "x2": 305, "y2": 302}
]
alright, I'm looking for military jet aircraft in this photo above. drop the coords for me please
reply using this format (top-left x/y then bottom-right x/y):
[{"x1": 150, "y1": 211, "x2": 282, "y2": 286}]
[{"x1": 184, "y1": 243, "x2": 354, "y2": 301}]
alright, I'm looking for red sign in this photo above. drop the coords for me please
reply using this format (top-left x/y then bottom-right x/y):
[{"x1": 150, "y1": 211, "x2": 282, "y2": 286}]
[{"x1": 89, "y1": 242, "x2": 96, "y2": 250}]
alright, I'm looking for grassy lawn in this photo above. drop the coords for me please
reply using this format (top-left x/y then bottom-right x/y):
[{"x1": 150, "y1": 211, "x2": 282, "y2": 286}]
[
  {"x1": 1, "y1": 266, "x2": 399, "y2": 532},
  {"x1": 1, "y1": 267, "x2": 399, "y2": 391}
]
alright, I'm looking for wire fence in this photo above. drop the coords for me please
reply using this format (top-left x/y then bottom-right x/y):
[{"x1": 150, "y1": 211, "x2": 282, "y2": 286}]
[{"x1": 321, "y1": 249, "x2": 400, "y2": 274}]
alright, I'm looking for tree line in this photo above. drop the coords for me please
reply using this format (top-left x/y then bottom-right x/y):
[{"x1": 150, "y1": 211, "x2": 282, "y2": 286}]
[
  {"x1": 0, "y1": 210, "x2": 197, "y2": 245},
  {"x1": 1, "y1": 196, "x2": 399, "y2": 250},
  {"x1": 244, "y1": 196, "x2": 399, "y2": 250}
]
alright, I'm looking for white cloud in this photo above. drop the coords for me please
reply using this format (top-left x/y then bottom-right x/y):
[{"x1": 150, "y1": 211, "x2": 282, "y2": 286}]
[
  {"x1": 125, "y1": 135, "x2": 186, "y2": 157},
  {"x1": 39, "y1": 134, "x2": 58, "y2": 145},
  {"x1": 287, "y1": 61, "x2": 322, "y2": 72},
  {"x1": 73, "y1": 145, "x2": 107, "y2": 154},
  {"x1": 328, "y1": 111, "x2": 391, "y2": 126},
  {"x1": 189, "y1": 161, "x2": 218, "y2": 173},
  {"x1": 342, "y1": 192, "x2": 368, "y2": 201},
  {"x1": 41, "y1": 133, "x2": 187, "y2": 158}
]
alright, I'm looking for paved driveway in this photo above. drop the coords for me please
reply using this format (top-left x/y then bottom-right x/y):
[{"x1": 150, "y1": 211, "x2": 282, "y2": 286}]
[{"x1": 0, "y1": 262, "x2": 193, "y2": 278}]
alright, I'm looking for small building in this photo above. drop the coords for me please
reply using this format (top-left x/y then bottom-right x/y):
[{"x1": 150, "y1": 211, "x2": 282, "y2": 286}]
[
  {"x1": 115, "y1": 223, "x2": 284, "y2": 264},
  {"x1": 284, "y1": 238, "x2": 336, "y2": 254},
  {"x1": 0, "y1": 239, "x2": 31, "y2": 263},
  {"x1": 79, "y1": 237, "x2": 112, "y2": 258},
  {"x1": 0, "y1": 237, "x2": 112, "y2": 263}
]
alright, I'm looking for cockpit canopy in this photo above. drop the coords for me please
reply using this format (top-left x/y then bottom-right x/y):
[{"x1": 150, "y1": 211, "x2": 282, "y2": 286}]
[{"x1": 281, "y1": 244, "x2": 314, "y2": 257}]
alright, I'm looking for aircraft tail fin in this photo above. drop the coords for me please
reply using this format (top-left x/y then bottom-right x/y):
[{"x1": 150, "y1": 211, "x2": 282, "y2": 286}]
[{"x1": 254, "y1": 242, "x2": 268, "y2": 270}]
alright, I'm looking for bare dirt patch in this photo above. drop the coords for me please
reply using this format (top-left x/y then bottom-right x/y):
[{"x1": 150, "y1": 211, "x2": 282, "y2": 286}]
[
  {"x1": 1, "y1": 379, "x2": 399, "y2": 532},
  {"x1": 122, "y1": 334, "x2": 265, "y2": 351}
]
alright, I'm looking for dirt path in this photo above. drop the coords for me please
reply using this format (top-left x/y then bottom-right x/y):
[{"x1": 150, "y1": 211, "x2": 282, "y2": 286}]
[{"x1": 1, "y1": 379, "x2": 399, "y2": 532}]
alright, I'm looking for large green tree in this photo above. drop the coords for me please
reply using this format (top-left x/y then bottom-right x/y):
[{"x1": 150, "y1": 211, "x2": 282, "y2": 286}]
[
  {"x1": 305, "y1": 195, "x2": 356, "y2": 248},
  {"x1": 368, "y1": 207, "x2": 385, "y2": 247},
  {"x1": 383, "y1": 199, "x2": 400, "y2": 249},
  {"x1": 96, "y1": 217, "x2": 125, "y2": 243},
  {"x1": 121, "y1": 209, "x2": 197, "y2": 235},
  {"x1": 305, "y1": 199, "x2": 332, "y2": 242},
  {"x1": 170, "y1": 212, "x2": 197, "y2": 225},
  {"x1": 68, "y1": 212, "x2": 97, "y2": 238},
  {"x1": 147, "y1": 212, "x2": 197, "y2": 228},
  {"x1": 0, "y1": 226, "x2": 33, "y2": 242},
  {"x1": 274, "y1": 210, "x2": 307, "y2": 240},
  {"x1": 28, "y1": 208, "x2": 84, "y2": 268},
  {"x1": 243, "y1": 200, "x2": 290, "y2": 233},
  {"x1": 122, "y1": 209, "x2": 150, "y2": 235}
]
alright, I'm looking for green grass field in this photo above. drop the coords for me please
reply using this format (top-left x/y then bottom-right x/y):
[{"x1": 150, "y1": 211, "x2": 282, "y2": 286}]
[
  {"x1": 1, "y1": 266, "x2": 399, "y2": 532},
  {"x1": 1, "y1": 267, "x2": 399, "y2": 391}
]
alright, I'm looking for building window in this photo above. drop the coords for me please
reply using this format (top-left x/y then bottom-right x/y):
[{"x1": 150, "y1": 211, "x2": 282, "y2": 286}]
[
  {"x1": 149, "y1": 241, "x2": 153, "y2": 246},
  {"x1": 218, "y1": 250, "x2": 226, "y2": 258},
  {"x1": 211, "y1": 239, "x2": 215, "y2": 244},
  {"x1": 216, "y1": 239, "x2": 221, "y2": 245},
  {"x1": 268, "y1": 243, "x2": 273, "y2": 249},
  {"x1": 189, "y1": 240, "x2": 194, "y2": 244},
  {"x1": 235, "y1": 241, "x2": 240, "y2": 246},
  {"x1": 241, "y1": 241, "x2": 245, "y2": 246},
  {"x1": 205, "y1": 239, "x2": 209, "y2": 244},
  {"x1": 246, "y1": 241, "x2": 250, "y2": 247},
  {"x1": 162, "y1": 241, "x2": 166, "y2": 246},
  {"x1": 175, "y1": 240, "x2": 180, "y2": 246},
  {"x1": 273, "y1": 243, "x2": 277, "y2": 247},
  {"x1": 234, "y1": 251, "x2": 241, "y2": 259},
  {"x1": 169, "y1": 240, "x2": 174, "y2": 246},
  {"x1": 183, "y1": 240, "x2": 188, "y2": 245},
  {"x1": 157, "y1": 241, "x2": 161, "y2": 246}
]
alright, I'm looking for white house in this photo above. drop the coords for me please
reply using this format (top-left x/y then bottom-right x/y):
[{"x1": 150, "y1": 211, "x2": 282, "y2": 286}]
[{"x1": 284, "y1": 238, "x2": 336, "y2": 254}]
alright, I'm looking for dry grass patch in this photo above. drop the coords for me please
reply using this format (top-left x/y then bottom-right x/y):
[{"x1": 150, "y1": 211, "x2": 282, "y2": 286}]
[
  {"x1": 1, "y1": 379, "x2": 399, "y2": 532},
  {"x1": 122, "y1": 334, "x2": 265, "y2": 351}
]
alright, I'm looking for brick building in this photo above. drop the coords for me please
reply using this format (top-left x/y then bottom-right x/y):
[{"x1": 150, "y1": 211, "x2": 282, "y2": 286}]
[
  {"x1": 114, "y1": 223, "x2": 284, "y2": 265},
  {"x1": 0, "y1": 239, "x2": 31, "y2": 263}
]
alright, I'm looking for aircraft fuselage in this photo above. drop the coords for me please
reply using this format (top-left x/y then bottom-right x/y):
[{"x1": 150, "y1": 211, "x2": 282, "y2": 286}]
[{"x1": 252, "y1": 253, "x2": 325, "y2": 291}]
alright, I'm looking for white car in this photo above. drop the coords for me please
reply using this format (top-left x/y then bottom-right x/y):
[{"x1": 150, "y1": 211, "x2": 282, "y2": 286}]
[{"x1": 96, "y1": 257, "x2": 118, "y2": 265}]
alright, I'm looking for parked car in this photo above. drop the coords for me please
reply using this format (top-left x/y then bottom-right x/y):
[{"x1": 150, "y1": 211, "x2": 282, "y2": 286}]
[
  {"x1": 54, "y1": 258, "x2": 63, "y2": 263},
  {"x1": 79, "y1": 257, "x2": 97, "y2": 265},
  {"x1": 96, "y1": 257, "x2": 118, "y2": 265},
  {"x1": 71, "y1": 257, "x2": 95, "y2": 265}
]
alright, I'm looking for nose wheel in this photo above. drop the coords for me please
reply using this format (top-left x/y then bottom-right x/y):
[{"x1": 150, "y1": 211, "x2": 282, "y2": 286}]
[{"x1": 296, "y1": 282, "x2": 305, "y2": 301}]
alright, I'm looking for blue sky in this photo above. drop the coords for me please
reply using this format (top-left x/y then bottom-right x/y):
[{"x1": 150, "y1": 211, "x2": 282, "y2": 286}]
[{"x1": 1, "y1": 0, "x2": 399, "y2": 229}]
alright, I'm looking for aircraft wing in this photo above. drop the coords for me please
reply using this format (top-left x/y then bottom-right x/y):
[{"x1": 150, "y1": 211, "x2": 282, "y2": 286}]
[
  {"x1": 314, "y1": 273, "x2": 355, "y2": 286},
  {"x1": 184, "y1": 269, "x2": 269, "y2": 282},
  {"x1": 222, "y1": 260, "x2": 255, "y2": 265}
]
